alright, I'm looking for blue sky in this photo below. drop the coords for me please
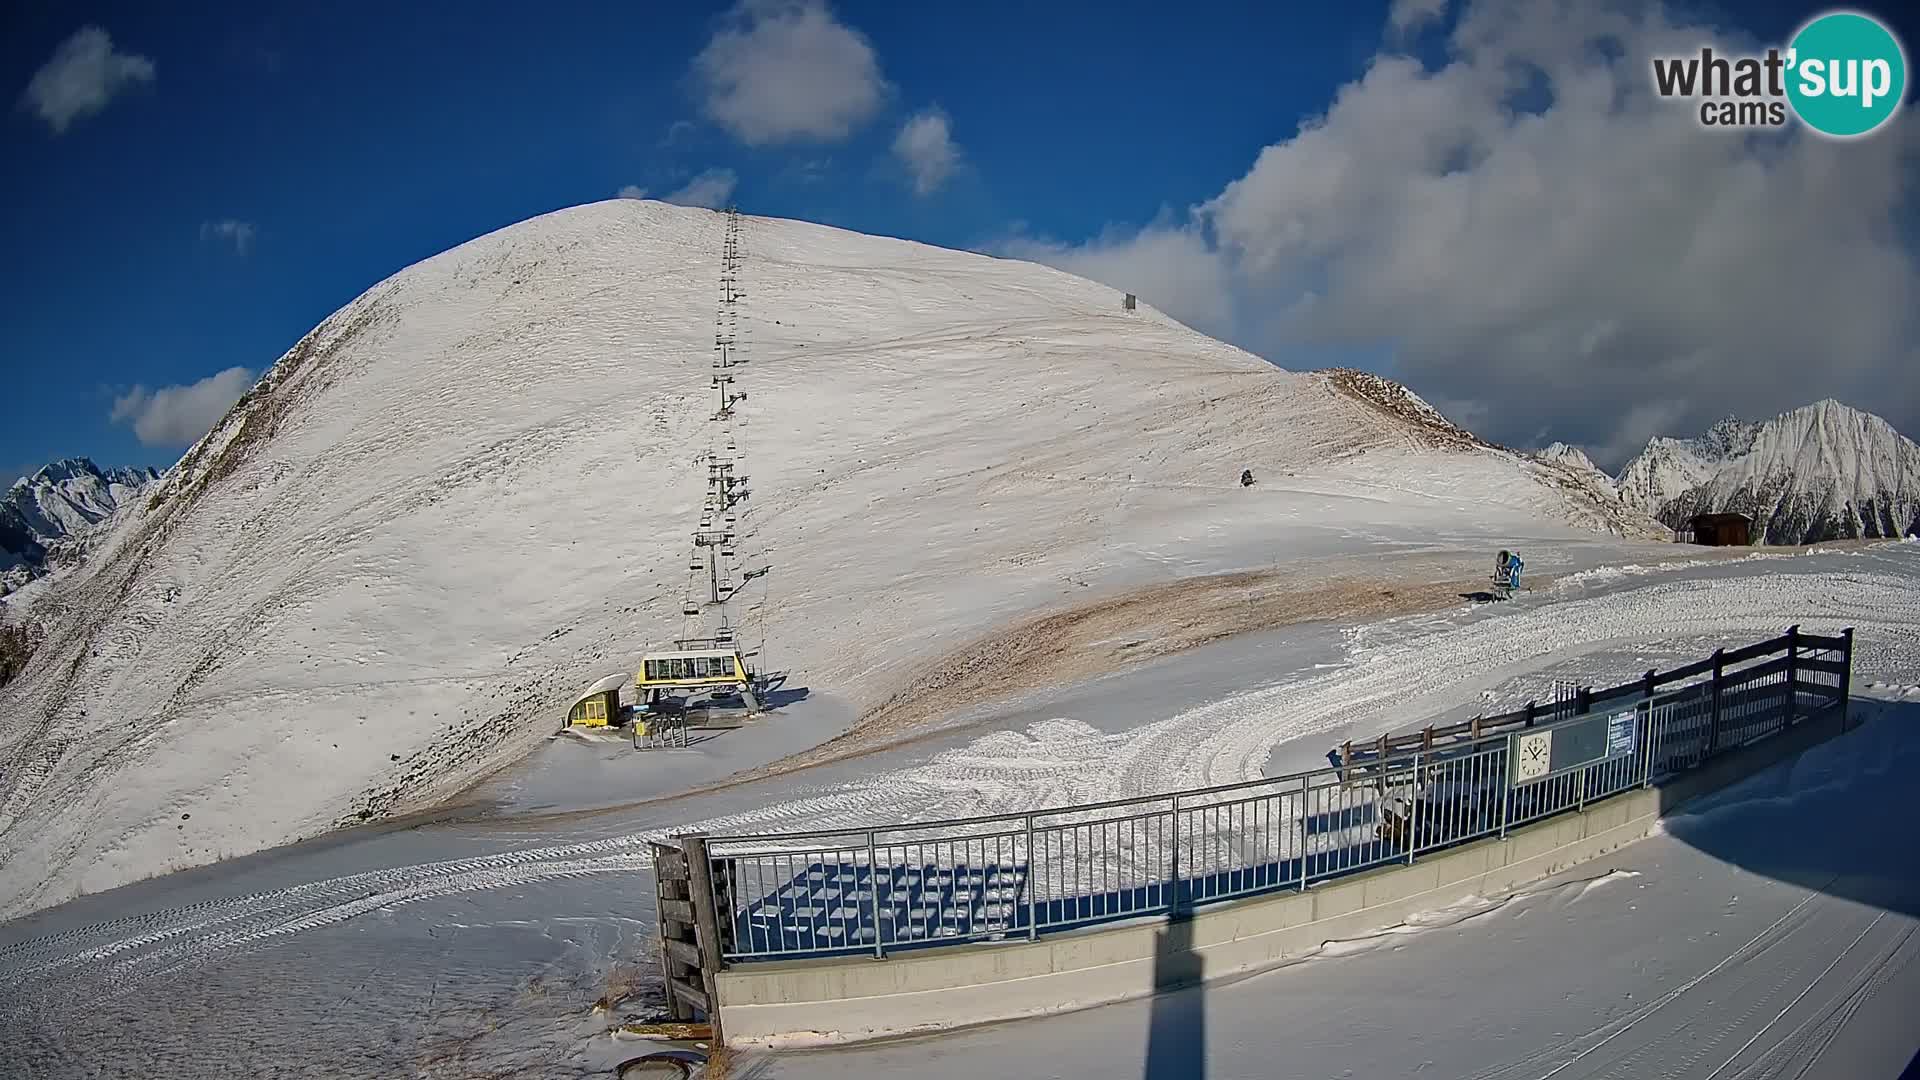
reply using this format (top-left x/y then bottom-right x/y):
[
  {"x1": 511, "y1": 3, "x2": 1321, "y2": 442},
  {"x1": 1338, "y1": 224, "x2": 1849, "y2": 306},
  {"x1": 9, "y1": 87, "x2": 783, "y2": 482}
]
[{"x1": 4, "y1": 0, "x2": 1915, "y2": 481}]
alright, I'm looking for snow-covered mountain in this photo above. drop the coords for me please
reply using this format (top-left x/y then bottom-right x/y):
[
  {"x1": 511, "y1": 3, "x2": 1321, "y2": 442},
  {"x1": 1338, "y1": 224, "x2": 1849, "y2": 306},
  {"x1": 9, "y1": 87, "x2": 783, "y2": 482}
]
[
  {"x1": 1617, "y1": 402, "x2": 1920, "y2": 544},
  {"x1": 0, "y1": 200, "x2": 1661, "y2": 916},
  {"x1": 1535, "y1": 441, "x2": 1602, "y2": 476},
  {"x1": 1614, "y1": 418, "x2": 1761, "y2": 514},
  {"x1": 1, "y1": 458, "x2": 161, "y2": 596}
]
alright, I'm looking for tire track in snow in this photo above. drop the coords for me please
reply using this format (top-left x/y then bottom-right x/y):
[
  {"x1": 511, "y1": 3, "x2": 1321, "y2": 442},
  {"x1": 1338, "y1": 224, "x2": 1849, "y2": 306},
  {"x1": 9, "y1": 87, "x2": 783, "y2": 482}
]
[{"x1": 4, "y1": 564, "x2": 1916, "y2": 1006}]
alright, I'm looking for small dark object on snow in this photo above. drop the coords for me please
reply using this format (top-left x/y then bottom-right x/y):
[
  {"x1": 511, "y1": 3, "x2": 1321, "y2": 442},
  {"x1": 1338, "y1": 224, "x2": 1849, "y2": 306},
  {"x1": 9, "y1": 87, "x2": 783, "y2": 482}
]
[{"x1": 1240, "y1": 469, "x2": 1255, "y2": 487}]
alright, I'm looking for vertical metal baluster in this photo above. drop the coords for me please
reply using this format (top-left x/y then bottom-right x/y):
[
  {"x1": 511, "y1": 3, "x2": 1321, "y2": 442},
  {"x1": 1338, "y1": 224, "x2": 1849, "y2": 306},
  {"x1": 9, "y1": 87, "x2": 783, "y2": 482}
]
[
  {"x1": 1169, "y1": 794, "x2": 1182, "y2": 914},
  {"x1": 866, "y1": 832, "x2": 883, "y2": 959},
  {"x1": 1299, "y1": 777, "x2": 1312, "y2": 891},
  {"x1": 1408, "y1": 752, "x2": 1421, "y2": 864},
  {"x1": 1499, "y1": 743, "x2": 1512, "y2": 839},
  {"x1": 1025, "y1": 814, "x2": 1037, "y2": 941}
]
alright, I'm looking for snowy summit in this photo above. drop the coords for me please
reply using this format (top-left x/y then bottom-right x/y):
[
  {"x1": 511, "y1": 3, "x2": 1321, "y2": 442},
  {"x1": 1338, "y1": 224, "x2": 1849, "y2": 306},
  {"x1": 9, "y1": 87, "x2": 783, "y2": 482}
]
[
  {"x1": 1, "y1": 457, "x2": 160, "y2": 596},
  {"x1": 0, "y1": 200, "x2": 1659, "y2": 916},
  {"x1": 1617, "y1": 401, "x2": 1920, "y2": 544}
]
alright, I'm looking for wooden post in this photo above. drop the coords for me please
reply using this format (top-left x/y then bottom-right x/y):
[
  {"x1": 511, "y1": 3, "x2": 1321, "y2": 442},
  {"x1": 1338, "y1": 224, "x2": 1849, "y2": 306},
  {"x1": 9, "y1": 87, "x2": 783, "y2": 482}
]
[
  {"x1": 1524, "y1": 700, "x2": 1537, "y2": 728},
  {"x1": 683, "y1": 835, "x2": 726, "y2": 1041},
  {"x1": 1784, "y1": 625, "x2": 1799, "y2": 727},
  {"x1": 1841, "y1": 627, "x2": 1856, "y2": 727},
  {"x1": 1706, "y1": 648, "x2": 1726, "y2": 757},
  {"x1": 651, "y1": 840, "x2": 704, "y2": 1023},
  {"x1": 1642, "y1": 669, "x2": 1659, "y2": 789}
]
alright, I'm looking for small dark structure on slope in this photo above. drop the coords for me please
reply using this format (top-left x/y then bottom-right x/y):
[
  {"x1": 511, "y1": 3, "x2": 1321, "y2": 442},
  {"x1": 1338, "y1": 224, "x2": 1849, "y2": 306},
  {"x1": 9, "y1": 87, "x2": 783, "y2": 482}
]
[{"x1": 1690, "y1": 512, "x2": 1753, "y2": 546}]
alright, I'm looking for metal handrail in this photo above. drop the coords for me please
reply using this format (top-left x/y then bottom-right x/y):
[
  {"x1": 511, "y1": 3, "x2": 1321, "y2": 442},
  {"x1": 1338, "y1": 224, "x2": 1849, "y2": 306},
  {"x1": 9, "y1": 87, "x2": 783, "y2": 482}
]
[
  {"x1": 700, "y1": 628, "x2": 1822, "y2": 846},
  {"x1": 686, "y1": 626, "x2": 1854, "y2": 963}
]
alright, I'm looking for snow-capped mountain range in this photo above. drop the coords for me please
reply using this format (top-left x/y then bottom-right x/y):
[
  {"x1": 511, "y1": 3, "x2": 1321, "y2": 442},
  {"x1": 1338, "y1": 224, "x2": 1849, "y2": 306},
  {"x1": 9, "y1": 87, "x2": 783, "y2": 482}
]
[
  {"x1": 2, "y1": 459, "x2": 161, "y2": 596},
  {"x1": 1543, "y1": 402, "x2": 1920, "y2": 545}
]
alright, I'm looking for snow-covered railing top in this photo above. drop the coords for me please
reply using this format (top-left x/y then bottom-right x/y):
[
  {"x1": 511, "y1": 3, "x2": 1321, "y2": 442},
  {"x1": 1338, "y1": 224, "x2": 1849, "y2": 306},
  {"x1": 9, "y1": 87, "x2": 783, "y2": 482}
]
[{"x1": 1334, "y1": 625, "x2": 1851, "y2": 768}]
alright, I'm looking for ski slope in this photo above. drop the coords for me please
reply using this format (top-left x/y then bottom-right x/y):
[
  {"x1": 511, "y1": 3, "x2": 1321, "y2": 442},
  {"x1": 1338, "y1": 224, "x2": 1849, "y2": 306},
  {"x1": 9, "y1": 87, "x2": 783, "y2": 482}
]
[
  {"x1": 0, "y1": 199, "x2": 1653, "y2": 918},
  {"x1": 1, "y1": 545, "x2": 1914, "y2": 1079}
]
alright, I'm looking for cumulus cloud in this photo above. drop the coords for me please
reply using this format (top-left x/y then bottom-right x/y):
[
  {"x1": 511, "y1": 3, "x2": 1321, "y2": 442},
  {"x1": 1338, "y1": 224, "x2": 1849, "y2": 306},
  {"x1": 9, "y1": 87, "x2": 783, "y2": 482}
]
[
  {"x1": 693, "y1": 0, "x2": 887, "y2": 145},
  {"x1": 668, "y1": 168, "x2": 739, "y2": 208},
  {"x1": 110, "y1": 367, "x2": 255, "y2": 448},
  {"x1": 1016, "y1": 0, "x2": 1920, "y2": 468},
  {"x1": 199, "y1": 220, "x2": 256, "y2": 255},
  {"x1": 893, "y1": 107, "x2": 960, "y2": 195},
  {"x1": 20, "y1": 26, "x2": 154, "y2": 134},
  {"x1": 615, "y1": 170, "x2": 740, "y2": 208}
]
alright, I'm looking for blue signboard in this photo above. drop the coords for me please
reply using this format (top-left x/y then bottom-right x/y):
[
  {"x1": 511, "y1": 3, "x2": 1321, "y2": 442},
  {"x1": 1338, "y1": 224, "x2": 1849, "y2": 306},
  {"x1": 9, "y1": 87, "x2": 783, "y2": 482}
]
[{"x1": 1606, "y1": 708, "x2": 1638, "y2": 759}]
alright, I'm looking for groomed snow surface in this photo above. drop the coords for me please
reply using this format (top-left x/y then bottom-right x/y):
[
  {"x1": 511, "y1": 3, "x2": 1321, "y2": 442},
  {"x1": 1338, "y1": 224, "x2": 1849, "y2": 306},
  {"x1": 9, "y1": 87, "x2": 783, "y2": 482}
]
[
  {"x1": 1, "y1": 544, "x2": 1916, "y2": 1078},
  {"x1": 0, "y1": 199, "x2": 1653, "y2": 918},
  {"x1": 765, "y1": 705, "x2": 1920, "y2": 1080}
]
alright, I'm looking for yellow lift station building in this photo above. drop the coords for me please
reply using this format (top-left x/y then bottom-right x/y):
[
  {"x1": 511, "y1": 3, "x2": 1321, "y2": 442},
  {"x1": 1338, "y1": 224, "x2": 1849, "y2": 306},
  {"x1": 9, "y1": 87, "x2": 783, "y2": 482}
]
[
  {"x1": 635, "y1": 647, "x2": 759, "y2": 713},
  {"x1": 566, "y1": 672, "x2": 628, "y2": 729}
]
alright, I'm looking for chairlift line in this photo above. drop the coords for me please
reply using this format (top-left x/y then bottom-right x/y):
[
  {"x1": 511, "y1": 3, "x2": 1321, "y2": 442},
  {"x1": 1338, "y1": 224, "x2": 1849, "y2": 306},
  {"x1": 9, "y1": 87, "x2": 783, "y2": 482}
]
[{"x1": 646, "y1": 205, "x2": 768, "y2": 702}]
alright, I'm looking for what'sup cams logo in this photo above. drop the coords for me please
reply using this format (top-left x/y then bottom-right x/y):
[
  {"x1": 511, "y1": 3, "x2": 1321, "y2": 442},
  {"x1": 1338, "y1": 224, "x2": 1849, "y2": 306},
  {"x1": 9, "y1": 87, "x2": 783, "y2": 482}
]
[{"x1": 1652, "y1": 10, "x2": 1907, "y2": 137}]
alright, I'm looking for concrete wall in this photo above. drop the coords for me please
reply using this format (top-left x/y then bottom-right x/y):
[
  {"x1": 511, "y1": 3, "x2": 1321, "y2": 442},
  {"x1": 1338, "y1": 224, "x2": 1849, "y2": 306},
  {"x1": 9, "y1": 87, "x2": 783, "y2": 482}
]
[{"x1": 714, "y1": 705, "x2": 1852, "y2": 1048}]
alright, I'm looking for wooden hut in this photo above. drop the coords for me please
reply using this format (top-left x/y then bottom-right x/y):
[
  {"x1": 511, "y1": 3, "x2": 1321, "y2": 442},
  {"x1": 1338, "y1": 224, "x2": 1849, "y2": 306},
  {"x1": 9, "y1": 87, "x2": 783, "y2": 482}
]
[
  {"x1": 565, "y1": 672, "x2": 627, "y2": 729},
  {"x1": 1689, "y1": 512, "x2": 1753, "y2": 546}
]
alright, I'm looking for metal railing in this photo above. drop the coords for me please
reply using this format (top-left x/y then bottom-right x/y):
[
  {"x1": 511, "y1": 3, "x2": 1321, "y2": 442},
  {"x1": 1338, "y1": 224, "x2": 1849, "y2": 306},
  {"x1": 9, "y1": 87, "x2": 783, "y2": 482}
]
[{"x1": 683, "y1": 626, "x2": 1853, "y2": 964}]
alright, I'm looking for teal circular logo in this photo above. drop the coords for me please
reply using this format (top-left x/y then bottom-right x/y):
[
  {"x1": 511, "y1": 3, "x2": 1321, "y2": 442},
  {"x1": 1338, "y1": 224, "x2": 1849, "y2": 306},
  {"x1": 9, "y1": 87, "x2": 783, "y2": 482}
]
[{"x1": 1786, "y1": 11, "x2": 1907, "y2": 137}]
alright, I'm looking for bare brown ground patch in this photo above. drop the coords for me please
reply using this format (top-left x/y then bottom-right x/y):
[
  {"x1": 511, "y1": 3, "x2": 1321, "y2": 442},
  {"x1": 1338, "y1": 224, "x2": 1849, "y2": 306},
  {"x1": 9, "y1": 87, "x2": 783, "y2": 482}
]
[
  {"x1": 463, "y1": 538, "x2": 1892, "y2": 830},
  {"x1": 470, "y1": 554, "x2": 1506, "y2": 829},
  {"x1": 802, "y1": 563, "x2": 1485, "y2": 766}
]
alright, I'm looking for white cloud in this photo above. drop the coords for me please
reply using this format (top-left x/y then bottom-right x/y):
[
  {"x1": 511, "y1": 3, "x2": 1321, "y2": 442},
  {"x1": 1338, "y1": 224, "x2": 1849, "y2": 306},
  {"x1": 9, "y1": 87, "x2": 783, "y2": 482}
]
[
  {"x1": 893, "y1": 107, "x2": 960, "y2": 196},
  {"x1": 692, "y1": 0, "x2": 887, "y2": 145},
  {"x1": 199, "y1": 220, "x2": 256, "y2": 255},
  {"x1": 20, "y1": 26, "x2": 155, "y2": 134},
  {"x1": 665, "y1": 168, "x2": 739, "y2": 209},
  {"x1": 615, "y1": 170, "x2": 739, "y2": 209},
  {"x1": 1389, "y1": 0, "x2": 1448, "y2": 33},
  {"x1": 110, "y1": 367, "x2": 256, "y2": 449},
  {"x1": 1013, "y1": 0, "x2": 1920, "y2": 467}
]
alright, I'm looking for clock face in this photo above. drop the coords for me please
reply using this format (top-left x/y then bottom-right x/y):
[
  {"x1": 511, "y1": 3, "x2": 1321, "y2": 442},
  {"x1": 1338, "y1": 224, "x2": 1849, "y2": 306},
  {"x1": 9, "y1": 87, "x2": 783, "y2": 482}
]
[{"x1": 1515, "y1": 731, "x2": 1553, "y2": 781}]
